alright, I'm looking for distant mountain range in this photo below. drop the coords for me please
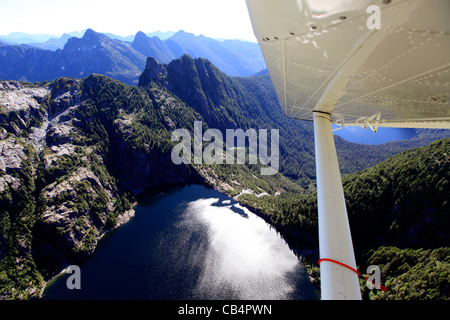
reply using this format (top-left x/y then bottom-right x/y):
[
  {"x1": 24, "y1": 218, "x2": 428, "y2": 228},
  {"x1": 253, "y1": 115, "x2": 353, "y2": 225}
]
[
  {"x1": 0, "y1": 30, "x2": 176, "y2": 47},
  {"x1": 0, "y1": 29, "x2": 266, "y2": 84},
  {"x1": 0, "y1": 32, "x2": 68, "y2": 46}
]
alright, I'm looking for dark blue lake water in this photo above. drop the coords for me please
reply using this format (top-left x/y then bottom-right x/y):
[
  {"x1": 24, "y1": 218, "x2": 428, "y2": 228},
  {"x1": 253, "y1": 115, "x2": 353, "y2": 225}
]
[
  {"x1": 42, "y1": 184, "x2": 319, "y2": 300},
  {"x1": 333, "y1": 126, "x2": 416, "y2": 145}
]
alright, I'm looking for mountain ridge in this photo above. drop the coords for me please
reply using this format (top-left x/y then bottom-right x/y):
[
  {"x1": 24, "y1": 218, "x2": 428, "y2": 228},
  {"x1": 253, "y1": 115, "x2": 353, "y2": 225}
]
[
  {"x1": 139, "y1": 54, "x2": 450, "y2": 184},
  {"x1": 0, "y1": 29, "x2": 266, "y2": 85}
]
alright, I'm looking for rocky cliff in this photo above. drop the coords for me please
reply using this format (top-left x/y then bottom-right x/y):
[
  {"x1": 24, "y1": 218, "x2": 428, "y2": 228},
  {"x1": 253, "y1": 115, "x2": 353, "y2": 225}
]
[{"x1": 0, "y1": 76, "x2": 204, "y2": 299}]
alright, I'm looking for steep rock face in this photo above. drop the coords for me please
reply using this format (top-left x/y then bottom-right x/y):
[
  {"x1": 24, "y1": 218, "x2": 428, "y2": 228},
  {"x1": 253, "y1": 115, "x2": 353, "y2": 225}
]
[
  {"x1": 0, "y1": 81, "x2": 49, "y2": 136},
  {"x1": 140, "y1": 54, "x2": 244, "y2": 131},
  {"x1": 166, "y1": 55, "x2": 212, "y2": 123},
  {"x1": 108, "y1": 113, "x2": 197, "y2": 192},
  {"x1": 0, "y1": 138, "x2": 27, "y2": 173},
  {"x1": 57, "y1": 29, "x2": 146, "y2": 84},
  {"x1": 0, "y1": 79, "x2": 128, "y2": 297},
  {"x1": 0, "y1": 74, "x2": 212, "y2": 298},
  {"x1": 139, "y1": 57, "x2": 167, "y2": 82}
]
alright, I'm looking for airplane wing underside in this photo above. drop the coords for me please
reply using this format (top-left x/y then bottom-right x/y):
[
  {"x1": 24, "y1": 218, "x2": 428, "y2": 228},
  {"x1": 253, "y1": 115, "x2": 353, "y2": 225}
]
[
  {"x1": 246, "y1": 0, "x2": 450, "y2": 129},
  {"x1": 246, "y1": 0, "x2": 449, "y2": 300}
]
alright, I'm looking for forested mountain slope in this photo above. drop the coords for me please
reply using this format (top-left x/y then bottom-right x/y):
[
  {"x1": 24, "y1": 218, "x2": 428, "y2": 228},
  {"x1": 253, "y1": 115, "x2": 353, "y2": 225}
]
[
  {"x1": 139, "y1": 54, "x2": 450, "y2": 187},
  {"x1": 0, "y1": 55, "x2": 448, "y2": 300},
  {"x1": 238, "y1": 138, "x2": 449, "y2": 300}
]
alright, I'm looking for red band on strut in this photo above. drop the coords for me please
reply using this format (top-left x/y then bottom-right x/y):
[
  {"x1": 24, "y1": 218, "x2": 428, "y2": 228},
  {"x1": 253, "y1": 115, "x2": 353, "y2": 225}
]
[
  {"x1": 318, "y1": 258, "x2": 360, "y2": 276},
  {"x1": 318, "y1": 258, "x2": 387, "y2": 292}
]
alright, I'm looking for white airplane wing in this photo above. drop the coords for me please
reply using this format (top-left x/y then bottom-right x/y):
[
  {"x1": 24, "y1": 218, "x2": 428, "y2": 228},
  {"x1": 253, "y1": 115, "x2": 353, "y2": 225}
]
[
  {"x1": 246, "y1": 0, "x2": 450, "y2": 130},
  {"x1": 246, "y1": 0, "x2": 450, "y2": 300}
]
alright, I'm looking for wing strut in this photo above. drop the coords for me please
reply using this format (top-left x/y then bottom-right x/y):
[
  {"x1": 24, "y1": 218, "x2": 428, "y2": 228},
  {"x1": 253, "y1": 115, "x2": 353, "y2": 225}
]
[{"x1": 313, "y1": 111, "x2": 361, "y2": 300}]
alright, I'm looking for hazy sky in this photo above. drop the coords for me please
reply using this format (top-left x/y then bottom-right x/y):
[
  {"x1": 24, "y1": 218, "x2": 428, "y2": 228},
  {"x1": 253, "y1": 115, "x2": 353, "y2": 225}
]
[{"x1": 0, "y1": 0, "x2": 256, "y2": 41}]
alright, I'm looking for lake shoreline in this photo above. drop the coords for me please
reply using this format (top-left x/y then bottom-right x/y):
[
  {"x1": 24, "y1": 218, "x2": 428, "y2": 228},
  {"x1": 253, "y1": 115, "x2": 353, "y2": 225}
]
[{"x1": 41, "y1": 182, "x2": 320, "y2": 300}]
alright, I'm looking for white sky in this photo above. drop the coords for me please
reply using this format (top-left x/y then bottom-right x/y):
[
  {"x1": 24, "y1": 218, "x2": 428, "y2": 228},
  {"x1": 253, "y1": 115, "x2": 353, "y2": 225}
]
[{"x1": 0, "y1": 0, "x2": 256, "y2": 41}]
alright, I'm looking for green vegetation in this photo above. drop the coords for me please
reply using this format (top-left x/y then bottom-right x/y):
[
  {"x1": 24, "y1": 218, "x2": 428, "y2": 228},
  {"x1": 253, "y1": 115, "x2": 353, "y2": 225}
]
[
  {"x1": 226, "y1": 138, "x2": 449, "y2": 300},
  {"x1": 0, "y1": 74, "x2": 202, "y2": 298},
  {"x1": 361, "y1": 247, "x2": 449, "y2": 300},
  {"x1": 0, "y1": 64, "x2": 448, "y2": 300},
  {"x1": 345, "y1": 138, "x2": 449, "y2": 249},
  {"x1": 190, "y1": 135, "x2": 449, "y2": 300},
  {"x1": 0, "y1": 141, "x2": 44, "y2": 299}
]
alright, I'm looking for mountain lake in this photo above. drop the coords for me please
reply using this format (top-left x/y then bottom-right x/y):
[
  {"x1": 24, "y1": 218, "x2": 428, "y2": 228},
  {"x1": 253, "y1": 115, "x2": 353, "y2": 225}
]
[{"x1": 42, "y1": 184, "x2": 319, "y2": 300}]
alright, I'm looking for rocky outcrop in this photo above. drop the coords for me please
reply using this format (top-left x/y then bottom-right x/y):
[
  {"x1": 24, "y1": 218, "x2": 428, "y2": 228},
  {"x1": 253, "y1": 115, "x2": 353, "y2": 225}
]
[
  {"x1": 0, "y1": 79, "x2": 140, "y2": 298},
  {"x1": 139, "y1": 54, "x2": 241, "y2": 130},
  {"x1": 0, "y1": 74, "x2": 211, "y2": 299},
  {"x1": 0, "y1": 138, "x2": 27, "y2": 173},
  {"x1": 109, "y1": 119, "x2": 195, "y2": 193},
  {"x1": 139, "y1": 57, "x2": 167, "y2": 83}
]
